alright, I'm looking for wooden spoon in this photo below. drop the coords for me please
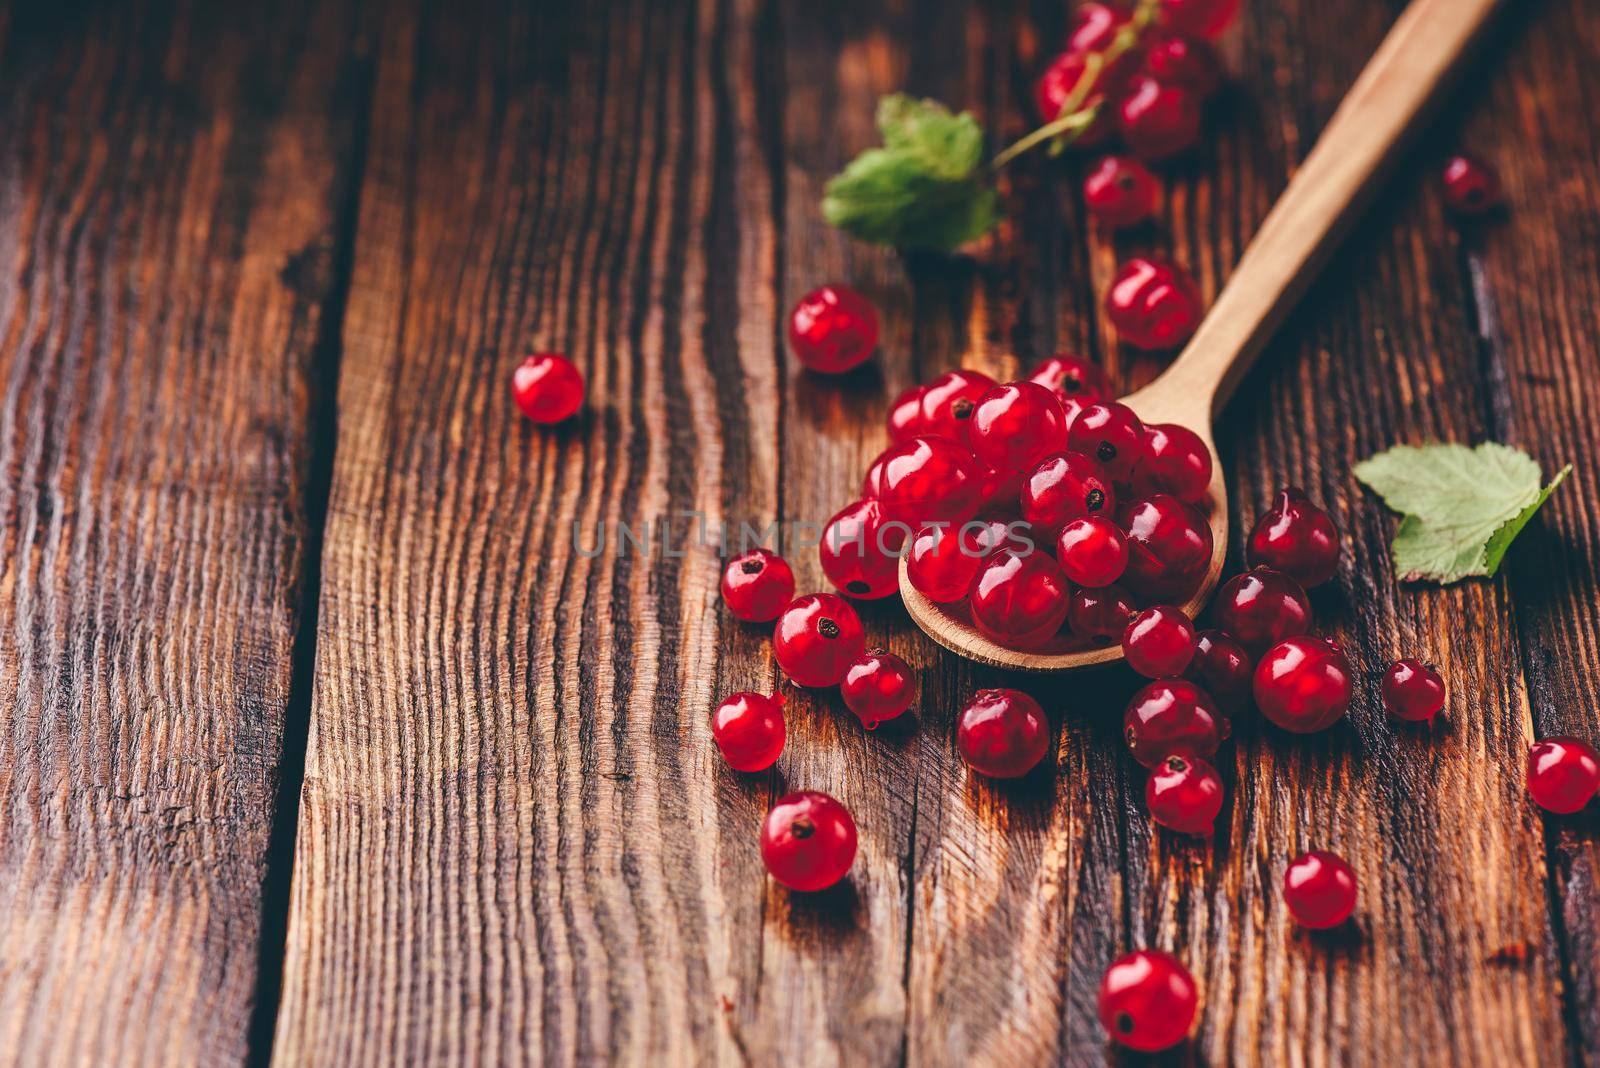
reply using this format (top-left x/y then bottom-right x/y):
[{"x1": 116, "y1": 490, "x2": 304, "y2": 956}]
[{"x1": 901, "y1": 0, "x2": 1504, "y2": 671}]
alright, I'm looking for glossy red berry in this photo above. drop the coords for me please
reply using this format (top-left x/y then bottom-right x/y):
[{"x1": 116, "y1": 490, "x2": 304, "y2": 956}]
[
  {"x1": 957, "y1": 688, "x2": 1052, "y2": 778},
  {"x1": 907, "y1": 519, "x2": 1012, "y2": 603},
  {"x1": 888, "y1": 384, "x2": 929, "y2": 441},
  {"x1": 1066, "y1": 401, "x2": 1146, "y2": 481},
  {"x1": 1068, "y1": 584, "x2": 1137, "y2": 646},
  {"x1": 842, "y1": 650, "x2": 917, "y2": 729},
  {"x1": 1212, "y1": 567, "x2": 1312, "y2": 653},
  {"x1": 1143, "y1": 33, "x2": 1222, "y2": 96},
  {"x1": 721, "y1": 548, "x2": 796, "y2": 622},
  {"x1": 1035, "y1": 52, "x2": 1114, "y2": 144},
  {"x1": 876, "y1": 436, "x2": 982, "y2": 528},
  {"x1": 1106, "y1": 257, "x2": 1204, "y2": 350},
  {"x1": 1124, "y1": 678, "x2": 1228, "y2": 769},
  {"x1": 1098, "y1": 950, "x2": 1198, "y2": 1052},
  {"x1": 819, "y1": 498, "x2": 905, "y2": 600},
  {"x1": 1382, "y1": 658, "x2": 1446, "y2": 723},
  {"x1": 1160, "y1": 0, "x2": 1241, "y2": 39},
  {"x1": 1022, "y1": 451, "x2": 1116, "y2": 535},
  {"x1": 1123, "y1": 605, "x2": 1198, "y2": 679},
  {"x1": 1247, "y1": 487, "x2": 1341, "y2": 588},
  {"x1": 711, "y1": 692, "x2": 786, "y2": 771},
  {"x1": 1441, "y1": 154, "x2": 1501, "y2": 216},
  {"x1": 861, "y1": 447, "x2": 890, "y2": 499},
  {"x1": 1283, "y1": 850, "x2": 1358, "y2": 929},
  {"x1": 1135, "y1": 423, "x2": 1213, "y2": 502},
  {"x1": 511, "y1": 352, "x2": 585, "y2": 423},
  {"x1": 1186, "y1": 629, "x2": 1253, "y2": 712},
  {"x1": 975, "y1": 462, "x2": 1025, "y2": 512},
  {"x1": 1146, "y1": 754, "x2": 1223, "y2": 835},
  {"x1": 919, "y1": 368, "x2": 997, "y2": 444},
  {"x1": 1026, "y1": 353, "x2": 1114, "y2": 404},
  {"x1": 1067, "y1": 1, "x2": 1129, "y2": 53},
  {"x1": 1057, "y1": 516, "x2": 1128, "y2": 587},
  {"x1": 1119, "y1": 494, "x2": 1214, "y2": 600},
  {"x1": 1527, "y1": 737, "x2": 1600, "y2": 814},
  {"x1": 787, "y1": 284, "x2": 879, "y2": 373},
  {"x1": 970, "y1": 548, "x2": 1072, "y2": 649},
  {"x1": 773, "y1": 594, "x2": 866, "y2": 688},
  {"x1": 970, "y1": 382, "x2": 1071, "y2": 474},
  {"x1": 1253, "y1": 636, "x2": 1352, "y2": 733},
  {"x1": 761, "y1": 791, "x2": 858, "y2": 891},
  {"x1": 1083, "y1": 156, "x2": 1160, "y2": 229},
  {"x1": 1117, "y1": 76, "x2": 1203, "y2": 160}
]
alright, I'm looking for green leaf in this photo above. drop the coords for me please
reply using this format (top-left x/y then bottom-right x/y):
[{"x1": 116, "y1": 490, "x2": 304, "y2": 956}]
[
  {"x1": 821, "y1": 94, "x2": 999, "y2": 252},
  {"x1": 1353, "y1": 442, "x2": 1568, "y2": 583}
]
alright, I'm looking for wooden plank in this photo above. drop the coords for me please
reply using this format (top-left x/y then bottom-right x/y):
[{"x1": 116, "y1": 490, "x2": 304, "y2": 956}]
[{"x1": 0, "y1": 1, "x2": 363, "y2": 1064}]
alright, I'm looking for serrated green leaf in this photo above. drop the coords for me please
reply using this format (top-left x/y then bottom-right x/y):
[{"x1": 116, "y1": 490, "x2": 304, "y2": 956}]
[{"x1": 875, "y1": 94, "x2": 985, "y2": 177}]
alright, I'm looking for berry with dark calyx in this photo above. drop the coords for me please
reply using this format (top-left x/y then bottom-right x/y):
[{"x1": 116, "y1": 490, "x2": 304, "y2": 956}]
[
  {"x1": 1069, "y1": 584, "x2": 1138, "y2": 645},
  {"x1": 1123, "y1": 605, "x2": 1199, "y2": 678},
  {"x1": 1253, "y1": 635, "x2": 1352, "y2": 733},
  {"x1": 1246, "y1": 486, "x2": 1341, "y2": 588},
  {"x1": 842, "y1": 650, "x2": 917, "y2": 729},
  {"x1": 1441, "y1": 153, "x2": 1501, "y2": 216},
  {"x1": 1283, "y1": 850, "x2": 1358, "y2": 929},
  {"x1": 1143, "y1": 33, "x2": 1222, "y2": 97},
  {"x1": 919, "y1": 368, "x2": 997, "y2": 444},
  {"x1": 1382, "y1": 658, "x2": 1446, "y2": 723},
  {"x1": 1026, "y1": 353, "x2": 1114, "y2": 404},
  {"x1": 1160, "y1": 0, "x2": 1241, "y2": 39},
  {"x1": 787, "y1": 283, "x2": 879, "y2": 373},
  {"x1": 1526, "y1": 737, "x2": 1600, "y2": 814},
  {"x1": 1135, "y1": 423, "x2": 1213, "y2": 502},
  {"x1": 957, "y1": 688, "x2": 1052, "y2": 778},
  {"x1": 888, "y1": 384, "x2": 929, "y2": 441},
  {"x1": 1098, "y1": 949, "x2": 1198, "y2": 1053},
  {"x1": 970, "y1": 548, "x2": 1072, "y2": 649},
  {"x1": 1057, "y1": 516, "x2": 1129, "y2": 587},
  {"x1": 1118, "y1": 76, "x2": 1203, "y2": 160},
  {"x1": 970, "y1": 382, "x2": 1071, "y2": 474},
  {"x1": 1106, "y1": 257, "x2": 1204, "y2": 350},
  {"x1": 1124, "y1": 678, "x2": 1228, "y2": 769},
  {"x1": 1035, "y1": 52, "x2": 1114, "y2": 144},
  {"x1": 1084, "y1": 155, "x2": 1160, "y2": 229},
  {"x1": 1022, "y1": 451, "x2": 1116, "y2": 535},
  {"x1": 819, "y1": 498, "x2": 905, "y2": 600},
  {"x1": 721, "y1": 548, "x2": 796, "y2": 622},
  {"x1": 876, "y1": 436, "x2": 982, "y2": 528},
  {"x1": 907, "y1": 519, "x2": 1011, "y2": 603},
  {"x1": 1066, "y1": 401, "x2": 1146, "y2": 481},
  {"x1": 711, "y1": 692, "x2": 786, "y2": 771},
  {"x1": 1212, "y1": 567, "x2": 1312, "y2": 653},
  {"x1": 511, "y1": 352, "x2": 585, "y2": 424},
  {"x1": 1146, "y1": 754, "x2": 1224, "y2": 835},
  {"x1": 1119, "y1": 494, "x2": 1214, "y2": 600},
  {"x1": 761, "y1": 791, "x2": 857, "y2": 891},
  {"x1": 1186, "y1": 629, "x2": 1253, "y2": 712},
  {"x1": 773, "y1": 594, "x2": 866, "y2": 687}
]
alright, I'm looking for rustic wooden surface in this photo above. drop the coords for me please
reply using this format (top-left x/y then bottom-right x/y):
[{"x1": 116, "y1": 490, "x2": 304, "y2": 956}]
[{"x1": 3, "y1": 0, "x2": 1600, "y2": 1064}]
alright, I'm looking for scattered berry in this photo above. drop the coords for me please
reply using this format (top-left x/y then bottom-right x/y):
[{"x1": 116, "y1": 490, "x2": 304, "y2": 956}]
[
  {"x1": 907, "y1": 519, "x2": 1012, "y2": 603},
  {"x1": 1143, "y1": 33, "x2": 1222, "y2": 97},
  {"x1": 1135, "y1": 423, "x2": 1213, "y2": 502},
  {"x1": 1066, "y1": 401, "x2": 1146, "y2": 481},
  {"x1": 819, "y1": 498, "x2": 905, "y2": 600},
  {"x1": 1083, "y1": 155, "x2": 1160, "y2": 229},
  {"x1": 970, "y1": 548, "x2": 1072, "y2": 649},
  {"x1": 1526, "y1": 737, "x2": 1600, "y2": 814},
  {"x1": 1117, "y1": 76, "x2": 1203, "y2": 160},
  {"x1": 720, "y1": 548, "x2": 796, "y2": 622},
  {"x1": 1160, "y1": 0, "x2": 1241, "y2": 38},
  {"x1": 773, "y1": 594, "x2": 866, "y2": 688},
  {"x1": 957, "y1": 689, "x2": 1052, "y2": 778},
  {"x1": 1186, "y1": 629, "x2": 1253, "y2": 712},
  {"x1": 1441, "y1": 153, "x2": 1501, "y2": 216},
  {"x1": 842, "y1": 650, "x2": 917, "y2": 729},
  {"x1": 1246, "y1": 486, "x2": 1341, "y2": 588},
  {"x1": 711, "y1": 692, "x2": 786, "y2": 772},
  {"x1": 1106, "y1": 257, "x2": 1204, "y2": 350},
  {"x1": 1212, "y1": 567, "x2": 1313, "y2": 653},
  {"x1": 888, "y1": 384, "x2": 929, "y2": 441},
  {"x1": 1022, "y1": 451, "x2": 1117, "y2": 534},
  {"x1": 1253, "y1": 635, "x2": 1352, "y2": 733},
  {"x1": 1035, "y1": 52, "x2": 1114, "y2": 143},
  {"x1": 1057, "y1": 516, "x2": 1129, "y2": 587},
  {"x1": 969, "y1": 382, "x2": 1071, "y2": 474},
  {"x1": 919, "y1": 368, "x2": 997, "y2": 444},
  {"x1": 1283, "y1": 850, "x2": 1358, "y2": 929},
  {"x1": 1124, "y1": 678, "x2": 1228, "y2": 769},
  {"x1": 511, "y1": 352, "x2": 585, "y2": 423},
  {"x1": 787, "y1": 284, "x2": 879, "y2": 373},
  {"x1": 761, "y1": 791, "x2": 858, "y2": 891},
  {"x1": 1119, "y1": 494, "x2": 1214, "y2": 600},
  {"x1": 1026, "y1": 353, "x2": 1114, "y2": 404},
  {"x1": 1146, "y1": 754, "x2": 1224, "y2": 835},
  {"x1": 1382, "y1": 658, "x2": 1446, "y2": 723},
  {"x1": 1068, "y1": 584, "x2": 1138, "y2": 645},
  {"x1": 1123, "y1": 605, "x2": 1199, "y2": 678},
  {"x1": 1097, "y1": 949, "x2": 1198, "y2": 1052},
  {"x1": 876, "y1": 436, "x2": 982, "y2": 528}
]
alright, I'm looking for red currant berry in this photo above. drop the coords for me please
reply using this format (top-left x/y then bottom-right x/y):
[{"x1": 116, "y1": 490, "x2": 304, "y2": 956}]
[
  {"x1": 1083, "y1": 155, "x2": 1160, "y2": 229},
  {"x1": 1106, "y1": 257, "x2": 1204, "y2": 350},
  {"x1": 1068, "y1": 583, "x2": 1137, "y2": 645},
  {"x1": 1186, "y1": 629, "x2": 1253, "y2": 712},
  {"x1": 861, "y1": 447, "x2": 890, "y2": 499},
  {"x1": 711, "y1": 691, "x2": 786, "y2": 771},
  {"x1": 1035, "y1": 52, "x2": 1114, "y2": 144},
  {"x1": 787, "y1": 284, "x2": 878, "y2": 373},
  {"x1": 1066, "y1": 401, "x2": 1146, "y2": 481},
  {"x1": 1247, "y1": 486, "x2": 1341, "y2": 588},
  {"x1": 1067, "y1": 1, "x2": 1128, "y2": 53},
  {"x1": 511, "y1": 352, "x2": 584, "y2": 423},
  {"x1": 1527, "y1": 737, "x2": 1600, "y2": 814},
  {"x1": 1123, "y1": 605, "x2": 1198, "y2": 678},
  {"x1": 970, "y1": 382, "x2": 1071, "y2": 474},
  {"x1": 1124, "y1": 678, "x2": 1228, "y2": 769},
  {"x1": 919, "y1": 368, "x2": 997, "y2": 444},
  {"x1": 1022, "y1": 451, "x2": 1116, "y2": 534},
  {"x1": 1160, "y1": 0, "x2": 1241, "y2": 39},
  {"x1": 841, "y1": 649, "x2": 916, "y2": 729},
  {"x1": 970, "y1": 548, "x2": 1072, "y2": 649},
  {"x1": 773, "y1": 594, "x2": 866, "y2": 688},
  {"x1": 1253, "y1": 636, "x2": 1352, "y2": 734},
  {"x1": 1119, "y1": 494, "x2": 1214, "y2": 600},
  {"x1": 1283, "y1": 850, "x2": 1358, "y2": 929},
  {"x1": 761, "y1": 791, "x2": 857, "y2": 891},
  {"x1": 1026, "y1": 353, "x2": 1114, "y2": 404},
  {"x1": 974, "y1": 462, "x2": 1024, "y2": 512},
  {"x1": 1212, "y1": 567, "x2": 1312, "y2": 653},
  {"x1": 1057, "y1": 516, "x2": 1129, "y2": 587},
  {"x1": 1142, "y1": 33, "x2": 1222, "y2": 96},
  {"x1": 819, "y1": 498, "x2": 906, "y2": 600},
  {"x1": 1135, "y1": 423, "x2": 1213, "y2": 502},
  {"x1": 1117, "y1": 76, "x2": 1203, "y2": 160},
  {"x1": 721, "y1": 548, "x2": 796, "y2": 622},
  {"x1": 876, "y1": 436, "x2": 982, "y2": 527},
  {"x1": 1441, "y1": 153, "x2": 1501, "y2": 216},
  {"x1": 957, "y1": 688, "x2": 1051, "y2": 778},
  {"x1": 1382, "y1": 658, "x2": 1446, "y2": 723},
  {"x1": 888, "y1": 384, "x2": 929, "y2": 441},
  {"x1": 1098, "y1": 950, "x2": 1197, "y2": 1052},
  {"x1": 1146, "y1": 754, "x2": 1224, "y2": 835},
  {"x1": 907, "y1": 519, "x2": 1012, "y2": 603}
]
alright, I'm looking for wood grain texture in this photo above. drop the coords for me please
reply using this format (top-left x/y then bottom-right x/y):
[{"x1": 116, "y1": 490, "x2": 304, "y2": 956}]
[{"x1": 0, "y1": 0, "x2": 363, "y2": 1064}]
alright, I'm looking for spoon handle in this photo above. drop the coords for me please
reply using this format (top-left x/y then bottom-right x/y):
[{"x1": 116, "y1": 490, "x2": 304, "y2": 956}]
[{"x1": 1143, "y1": 0, "x2": 1503, "y2": 418}]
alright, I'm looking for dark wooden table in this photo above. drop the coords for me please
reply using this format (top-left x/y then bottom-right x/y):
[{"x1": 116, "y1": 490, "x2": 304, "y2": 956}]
[{"x1": 2, "y1": 0, "x2": 1598, "y2": 1063}]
